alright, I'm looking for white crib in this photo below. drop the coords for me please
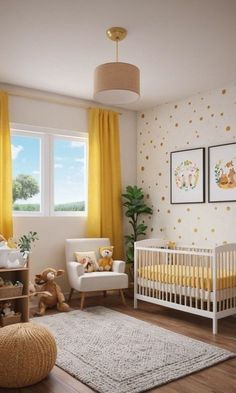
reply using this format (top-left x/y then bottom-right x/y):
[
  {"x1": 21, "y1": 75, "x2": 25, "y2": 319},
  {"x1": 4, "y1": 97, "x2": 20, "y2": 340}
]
[{"x1": 134, "y1": 239, "x2": 236, "y2": 334}]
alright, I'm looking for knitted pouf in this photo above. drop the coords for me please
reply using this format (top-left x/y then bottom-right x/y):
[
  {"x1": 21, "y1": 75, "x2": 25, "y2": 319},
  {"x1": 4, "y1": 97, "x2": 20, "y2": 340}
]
[{"x1": 0, "y1": 322, "x2": 57, "y2": 388}]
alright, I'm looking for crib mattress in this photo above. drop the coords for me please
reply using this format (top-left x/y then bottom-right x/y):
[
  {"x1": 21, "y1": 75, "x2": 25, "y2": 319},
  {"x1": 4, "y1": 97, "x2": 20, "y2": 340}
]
[{"x1": 139, "y1": 265, "x2": 236, "y2": 291}]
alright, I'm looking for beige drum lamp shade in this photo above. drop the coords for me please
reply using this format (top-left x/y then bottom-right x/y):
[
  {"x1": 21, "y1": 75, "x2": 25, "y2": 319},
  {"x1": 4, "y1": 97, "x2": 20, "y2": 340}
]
[
  {"x1": 93, "y1": 27, "x2": 140, "y2": 105},
  {"x1": 94, "y1": 62, "x2": 140, "y2": 104}
]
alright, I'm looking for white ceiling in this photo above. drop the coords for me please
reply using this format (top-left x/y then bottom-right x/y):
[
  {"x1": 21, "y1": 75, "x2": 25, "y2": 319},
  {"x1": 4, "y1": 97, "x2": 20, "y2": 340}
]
[{"x1": 0, "y1": 0, "x2": 236, "y2": 111}]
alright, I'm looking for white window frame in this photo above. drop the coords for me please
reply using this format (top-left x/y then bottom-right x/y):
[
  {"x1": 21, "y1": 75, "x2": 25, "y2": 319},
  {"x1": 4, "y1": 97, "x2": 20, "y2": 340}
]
[
  {"x1": 11, "y1": 123, "x2": 88, "y2": 217},
  {"x1": 11, "y1": 128, "x2": 45, "y2": 217}
]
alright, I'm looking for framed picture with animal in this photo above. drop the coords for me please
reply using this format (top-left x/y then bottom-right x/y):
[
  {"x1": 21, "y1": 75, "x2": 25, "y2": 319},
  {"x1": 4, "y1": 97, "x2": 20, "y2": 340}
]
[
  {"x1": 208, "y1": 142, "x2": 236, "y2": 202},
  {"x1": 170, "y1": 147, "x2": 205, "y2": 204}
]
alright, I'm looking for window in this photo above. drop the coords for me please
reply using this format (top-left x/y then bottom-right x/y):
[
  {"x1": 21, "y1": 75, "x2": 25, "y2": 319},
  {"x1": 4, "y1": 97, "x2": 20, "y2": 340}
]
[{"x1": 11, "y1": 125, "x2": 87, "y2": 216}]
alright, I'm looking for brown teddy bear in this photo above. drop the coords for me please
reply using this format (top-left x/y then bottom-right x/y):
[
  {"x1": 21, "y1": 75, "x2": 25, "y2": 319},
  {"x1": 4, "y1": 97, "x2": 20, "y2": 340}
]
[
  {"x1": 34, "y1": 268, "x2": 70, "y2": 316},
  {"x1": 98, "y1": 246, "x2": 114, "y2": 271}
]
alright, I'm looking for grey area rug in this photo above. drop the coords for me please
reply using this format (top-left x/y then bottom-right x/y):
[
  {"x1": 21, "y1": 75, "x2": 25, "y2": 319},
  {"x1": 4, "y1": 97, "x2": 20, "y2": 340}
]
[{"x1": 32, "y1": 307, "x2": 234, "y2": 393}]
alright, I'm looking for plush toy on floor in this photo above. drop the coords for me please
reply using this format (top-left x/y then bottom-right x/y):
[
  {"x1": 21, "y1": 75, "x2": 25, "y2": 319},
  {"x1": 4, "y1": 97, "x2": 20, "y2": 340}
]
[
  {"x1": 34, "y1": 268, "x2": 70, "y2": 316},
  {"x1": 98, "y1": 246, "x2": 114, "y2": 271}
]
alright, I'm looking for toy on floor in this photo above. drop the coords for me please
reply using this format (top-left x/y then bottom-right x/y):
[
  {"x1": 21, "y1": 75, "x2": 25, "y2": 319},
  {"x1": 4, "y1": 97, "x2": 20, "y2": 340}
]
[
  {"x1": 34, "y1": 268, "x2": 70, "y2": 316},
  {"x1": 98, "y1": 246, "x2": 114, "y2": 271}
]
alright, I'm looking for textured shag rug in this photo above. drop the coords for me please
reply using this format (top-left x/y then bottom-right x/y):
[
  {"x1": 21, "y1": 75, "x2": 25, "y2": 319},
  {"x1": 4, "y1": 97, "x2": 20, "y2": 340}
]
[{"x1": 33, "y1": 307, "x2": 234, "y2": 393}]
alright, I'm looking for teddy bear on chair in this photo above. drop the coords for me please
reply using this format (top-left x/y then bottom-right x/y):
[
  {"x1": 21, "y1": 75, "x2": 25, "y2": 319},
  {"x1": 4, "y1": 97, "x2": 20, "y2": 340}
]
[
  {"x1": 34, "y1": 268, "x2": 70, "y2": 316},
  {"x1": 98, "y1": 246, "x2": 114, "y2": 271}
]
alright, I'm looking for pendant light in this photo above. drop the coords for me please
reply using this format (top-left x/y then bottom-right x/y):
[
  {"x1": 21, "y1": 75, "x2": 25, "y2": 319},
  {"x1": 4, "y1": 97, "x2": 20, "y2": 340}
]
[{"x1": 94, "y1": 27, "x2": 140, "y2": 105}]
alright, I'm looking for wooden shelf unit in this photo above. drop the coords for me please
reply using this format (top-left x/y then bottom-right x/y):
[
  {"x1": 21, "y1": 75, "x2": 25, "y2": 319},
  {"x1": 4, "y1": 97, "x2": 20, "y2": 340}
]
[{"x1": 0, "y1": 259, "x2": 29, "y2": 325}]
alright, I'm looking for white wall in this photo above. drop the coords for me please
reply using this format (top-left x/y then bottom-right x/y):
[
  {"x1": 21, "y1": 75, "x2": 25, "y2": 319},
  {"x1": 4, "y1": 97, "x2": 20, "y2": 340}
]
[
  {"x1": 9, "y1": 93, "x2": 137, "y2": 291},
  {"x1": 137, "y1": 85, "x2": 235, "y2": 247}
]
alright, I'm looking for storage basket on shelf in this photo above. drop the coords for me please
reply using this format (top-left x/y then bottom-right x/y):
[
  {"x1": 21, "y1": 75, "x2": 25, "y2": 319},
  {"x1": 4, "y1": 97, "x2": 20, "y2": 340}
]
[
  {"x1": 0, "y1": 312, "x2": 21, "y2": 327},
  {"x1": 0, "y1": 284, "x2": 23, "y2": 299},
  {"x1": 0, "y1": 248, "x2": 25, "y2": 269}
]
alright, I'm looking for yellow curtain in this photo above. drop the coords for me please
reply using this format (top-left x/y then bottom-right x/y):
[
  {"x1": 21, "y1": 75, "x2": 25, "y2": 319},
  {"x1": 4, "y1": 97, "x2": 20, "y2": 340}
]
[
  {"x1": 0, "y1": 92, "x2": 13, "y2": 239},
  {"x1": 87, "y1": 107, "x2": 124, "y2": 259}
]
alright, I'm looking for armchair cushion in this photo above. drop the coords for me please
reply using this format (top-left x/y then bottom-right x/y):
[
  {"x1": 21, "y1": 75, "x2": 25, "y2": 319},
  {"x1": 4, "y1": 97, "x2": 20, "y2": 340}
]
[
  {"x1": 74, "y1": 251, "x2": 99, "y2": 272},
  {"x1": 78, "y1": 271, "x2": 128, "y2": 292}
]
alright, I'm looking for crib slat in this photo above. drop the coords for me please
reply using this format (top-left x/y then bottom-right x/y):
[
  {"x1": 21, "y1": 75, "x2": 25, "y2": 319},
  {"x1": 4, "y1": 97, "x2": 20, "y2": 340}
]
[
  {"x1": 217, "y1": 252, "x2": 220, "y2": 312},
  {"x1": 200, "y1": 256, "x2": 204, "y2": 310},
  {"x1": 157, "y1": 251, "x2": 160, "y2": 300},
  {"x1": 160, "y1": 252, "x2": 163, "y2": 301},
  {"x1": 146, "y1": 250, "x2": 148, "y2": 296},
  {"x1": 234, "y1": 250, "x2": 236, "y2": 308},
  {"x1": 230, "y1": 251, "x2": 233, "y2": 309},
  {"x1": 137, "y1": 249, "x2": 139, "y2": 296},
  {"x1": 196, "y1": 255, "x2": 200, "y2": 308},
  {"x1": 190, "y1": 253, "x2": 193, "y2": 308},
  {"x1": 169, "y1": 251, "x2": 172, "y2": 302},
  {"x1": 173, "y1": 252, "x2": 176, "y2": 304},
  {"x1": 222, "y1": 252, "x2": 225, "y2": 311},
  {"x1": 177, "y1": 253, "x2": 180, "y2": 304},
  {"x1": 141, "y1": 249, "x2": 144, "y2": 297},
  {"x1": 184, "y1": 254, "x2": 187, "y2": 306},
  {"x1": 226, "y1": 251, "x2": 229, "y2": 310},
  {"x1": 207, "y1": 256, "x2": 210, "y2": 312},
  {"x1": 148, "y1": 250, "x2": 151, "y2": 298}
]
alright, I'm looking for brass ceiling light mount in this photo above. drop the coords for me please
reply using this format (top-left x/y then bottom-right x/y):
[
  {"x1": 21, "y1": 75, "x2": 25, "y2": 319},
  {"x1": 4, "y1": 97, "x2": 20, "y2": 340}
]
[
  {"x1": 106, "y1": 27, "x2": 127, "y2": 42},
  {"x1": 106, "y1": 27, "x2": 127, "y2": 62},
  {"x1": 94, "y1": 26, "x2": 140, "y2": 105}
]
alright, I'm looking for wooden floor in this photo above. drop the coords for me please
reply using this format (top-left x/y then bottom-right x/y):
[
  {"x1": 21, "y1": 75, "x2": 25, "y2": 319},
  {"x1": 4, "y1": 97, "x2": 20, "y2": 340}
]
[{"x1": 1, "y1": 294, "x2": 235, "y2": 393}]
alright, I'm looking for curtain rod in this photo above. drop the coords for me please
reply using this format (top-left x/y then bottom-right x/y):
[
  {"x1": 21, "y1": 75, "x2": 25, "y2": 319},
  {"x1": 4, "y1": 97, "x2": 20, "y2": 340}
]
[{"x1": 6, "y1": 90, "x2": 122, "y2": 114}]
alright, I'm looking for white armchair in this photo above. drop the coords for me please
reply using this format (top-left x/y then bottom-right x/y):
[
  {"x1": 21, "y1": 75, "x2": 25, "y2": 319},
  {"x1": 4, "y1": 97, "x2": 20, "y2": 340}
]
[{"x1": 65, "y1": 238, "x2": 128, "y2": 309}]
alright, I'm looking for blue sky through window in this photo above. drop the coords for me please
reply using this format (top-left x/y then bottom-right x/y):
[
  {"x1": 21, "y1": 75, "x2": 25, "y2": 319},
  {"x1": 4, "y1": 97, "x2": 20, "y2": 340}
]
[{"x1": 54, "y1": 138, "x2": 86, "y2": 205}]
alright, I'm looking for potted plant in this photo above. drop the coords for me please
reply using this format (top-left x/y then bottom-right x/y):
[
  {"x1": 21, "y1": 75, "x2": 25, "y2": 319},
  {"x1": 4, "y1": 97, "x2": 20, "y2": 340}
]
[
  {"x1": 0, "y1": 232, "x2": 38, "y2": 268},
  {"x1": 122, "y1": 186, "x2": 153, "y2": 279},
  {"x1": 17, "y1": 231, "x2": 38, "y2": 259}
]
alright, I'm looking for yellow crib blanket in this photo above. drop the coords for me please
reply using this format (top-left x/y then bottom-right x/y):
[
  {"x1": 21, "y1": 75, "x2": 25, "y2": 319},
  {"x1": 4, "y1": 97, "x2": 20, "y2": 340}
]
[{"x1": 139, "y1": 265, "x2": 236, "y2": 291}]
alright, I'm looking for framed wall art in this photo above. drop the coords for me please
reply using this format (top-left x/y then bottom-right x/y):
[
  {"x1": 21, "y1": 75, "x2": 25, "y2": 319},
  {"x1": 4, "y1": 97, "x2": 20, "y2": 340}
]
[
  {"x1": 170, "y1": 147, "x2": 205, "y2": 204},
  {"x1": 208, "y1": 142, "x2": 236, "y2": 202}
]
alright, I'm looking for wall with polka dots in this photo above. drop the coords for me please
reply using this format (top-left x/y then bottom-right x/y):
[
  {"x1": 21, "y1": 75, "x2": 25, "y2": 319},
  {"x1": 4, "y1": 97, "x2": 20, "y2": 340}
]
[{"x1": 137, "y1": 85, "x2": 236, "y2": 246}]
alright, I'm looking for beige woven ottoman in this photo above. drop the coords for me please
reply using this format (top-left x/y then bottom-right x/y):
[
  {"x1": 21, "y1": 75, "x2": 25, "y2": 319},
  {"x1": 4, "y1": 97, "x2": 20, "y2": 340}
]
[{"x1": 0, "y1": 322, "x2": 57, "y2": 388}]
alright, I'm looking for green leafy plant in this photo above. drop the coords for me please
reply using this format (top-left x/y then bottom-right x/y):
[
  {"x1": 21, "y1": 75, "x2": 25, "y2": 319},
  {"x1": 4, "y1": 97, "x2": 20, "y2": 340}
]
[
  {"x1": 18, "y1": 231, "x2": 38, "y2": 256},
  {"x1": 122, "y1": 185, "x2": 153, "y2": 264}
]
